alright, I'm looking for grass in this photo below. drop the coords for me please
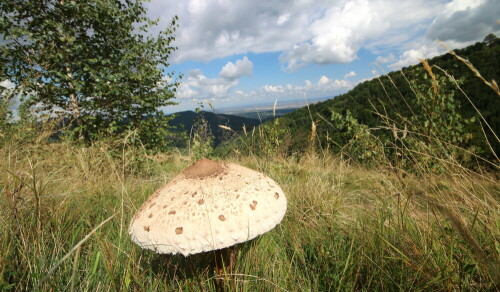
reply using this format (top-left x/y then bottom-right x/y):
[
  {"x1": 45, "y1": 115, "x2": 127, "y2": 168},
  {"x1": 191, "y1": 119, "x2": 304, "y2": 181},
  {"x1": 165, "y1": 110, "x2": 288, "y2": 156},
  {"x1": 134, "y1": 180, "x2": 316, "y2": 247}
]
[
  {"x1": 1, "y1": 131, "x2": 498, "y2": 291},
  {"x1": 1, "y1": 54, "x2": 499, "y2": 291}
]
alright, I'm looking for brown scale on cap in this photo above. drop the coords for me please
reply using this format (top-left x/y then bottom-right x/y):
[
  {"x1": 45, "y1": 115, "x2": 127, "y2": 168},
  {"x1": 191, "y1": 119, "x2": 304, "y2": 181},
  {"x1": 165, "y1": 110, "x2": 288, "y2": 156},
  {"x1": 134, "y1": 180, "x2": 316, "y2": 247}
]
[
  {"x1": 274, "y1": 192, "x2": 280, "y2": 199},
  {"x1": 198, "y1": 199, "x2": 204, "y2": 205},
  {"x1": 175, "y1": 227, "x2": 183, "y2": 234},
  {"x1": 144, "y1": 226, "x2": 150, "y2": 232},
  {"x1": 219, "y1": 215, "x2": 226, "y2": 221},
  {"x1": 169, "y1": 210, "x2": 176, "y2": 215},
  {"x1": 249, "y1": 200, "x2": 258, "y2": 210}
]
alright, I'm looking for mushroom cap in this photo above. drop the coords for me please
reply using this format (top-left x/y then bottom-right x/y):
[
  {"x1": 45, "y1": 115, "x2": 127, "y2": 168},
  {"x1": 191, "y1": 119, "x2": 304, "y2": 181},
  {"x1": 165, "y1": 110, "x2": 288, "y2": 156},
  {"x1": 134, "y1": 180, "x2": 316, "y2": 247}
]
[{"x1": 129, "y1": 158, "x2": 287, "y2": 256}]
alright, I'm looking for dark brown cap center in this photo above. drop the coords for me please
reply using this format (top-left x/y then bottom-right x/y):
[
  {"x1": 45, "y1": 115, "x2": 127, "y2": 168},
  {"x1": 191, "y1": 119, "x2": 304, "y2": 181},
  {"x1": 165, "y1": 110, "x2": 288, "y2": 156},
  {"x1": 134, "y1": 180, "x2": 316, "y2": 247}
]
[{"x1": 183, "y1": 158, "x2": 224, "y2": 179}]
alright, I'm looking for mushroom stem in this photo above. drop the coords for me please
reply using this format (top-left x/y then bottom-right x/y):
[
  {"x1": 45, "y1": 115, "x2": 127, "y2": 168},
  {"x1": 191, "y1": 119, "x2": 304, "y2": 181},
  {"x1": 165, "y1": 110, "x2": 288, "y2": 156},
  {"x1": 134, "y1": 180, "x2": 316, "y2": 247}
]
[{"x1": 214, "y1": 246, "x2": 236, "y2": 291}]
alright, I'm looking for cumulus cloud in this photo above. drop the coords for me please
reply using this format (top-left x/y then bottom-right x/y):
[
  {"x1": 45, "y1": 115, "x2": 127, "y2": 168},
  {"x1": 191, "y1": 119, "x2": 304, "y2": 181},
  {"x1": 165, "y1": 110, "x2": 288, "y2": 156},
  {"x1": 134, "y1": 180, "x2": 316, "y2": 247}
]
[
  {"x1": 263, "y1": 85, "x2": 285, "y2": 93},
  {"x1": 147, "y1": 0, "x2": 442, "y2": 67},
  {"x1": 219, "y1": 56, "x2": 253, "y2": 80},
  {"x1": 256, "y1": 75, "x2": 353, "y2": 102},
  {"x1": 172, "y1": 71, "x2": 361, "y2": 111},
  {"x1": 302, "y1": 76, "x2": 351, "y2": 92},
  {"x1": 388, "y1": 43, "x2": 444, "y2": 69},
  {"x1": 146, "y1": 0, "x2": 317, "y2": 62},
  {"x1": 280, "y1": 0, "x2": 375, "y2": 71},
  {"x1": 427, "y1": 0, "x2": 500, "y2": 42},
  {"x1": 177, "y1": 69, "x2": 238, "y2": 100},
  {"x1": 384, "y1": 0, "x2": 500, "y2": 71},
  {"x1": 375, "y1": 54, "x2": 397, "y2": 64},
  {"x1": 344, "y1": 71, "x2": 357, "y2": 79},
  {"x1": 280, "y1": 0, "x2": 441, "y2": 71},
  {"x1": 177, "y1": 57, "x2": 254, "y2": 101}
]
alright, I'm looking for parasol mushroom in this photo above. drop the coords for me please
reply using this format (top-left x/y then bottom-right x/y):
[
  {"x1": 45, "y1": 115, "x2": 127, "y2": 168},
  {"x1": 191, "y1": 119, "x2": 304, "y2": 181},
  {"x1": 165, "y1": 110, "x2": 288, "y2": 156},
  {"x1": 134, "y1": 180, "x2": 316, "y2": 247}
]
[{"x1": 129, "y1": 158, "x2": 287, "y2": 288}]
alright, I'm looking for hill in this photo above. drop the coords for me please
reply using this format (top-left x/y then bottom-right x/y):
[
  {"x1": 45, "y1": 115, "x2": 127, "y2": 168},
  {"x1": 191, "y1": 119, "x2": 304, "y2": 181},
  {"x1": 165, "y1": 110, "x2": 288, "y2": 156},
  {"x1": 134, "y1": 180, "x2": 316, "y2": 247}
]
[
  {"x1": 277, "y1": 36, "x2": 500, "y2": 157},
  {"x1": 223, "y1": 108, "x2": 298, "y2": 120},
  {"x1": 168, "y1": 110, "x2": 262, "y2": 145}
]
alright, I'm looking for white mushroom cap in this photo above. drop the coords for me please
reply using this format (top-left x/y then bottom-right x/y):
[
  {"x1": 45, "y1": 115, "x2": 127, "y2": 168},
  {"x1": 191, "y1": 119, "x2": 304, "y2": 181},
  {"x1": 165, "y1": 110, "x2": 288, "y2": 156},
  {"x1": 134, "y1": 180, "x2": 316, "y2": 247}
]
[{"x1": 129, "y1": 158, "x2": 287, "y2": 256}]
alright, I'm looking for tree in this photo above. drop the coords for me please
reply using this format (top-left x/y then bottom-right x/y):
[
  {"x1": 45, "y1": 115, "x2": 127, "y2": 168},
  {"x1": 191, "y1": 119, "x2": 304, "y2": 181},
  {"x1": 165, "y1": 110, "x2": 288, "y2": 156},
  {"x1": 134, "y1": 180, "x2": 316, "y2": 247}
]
[
  {"x1": 483, "y1": 33, "x2": 498, "y2": 46},
  {"x1": 0, "y1": 0, "x2": 180, "y2": 146}
]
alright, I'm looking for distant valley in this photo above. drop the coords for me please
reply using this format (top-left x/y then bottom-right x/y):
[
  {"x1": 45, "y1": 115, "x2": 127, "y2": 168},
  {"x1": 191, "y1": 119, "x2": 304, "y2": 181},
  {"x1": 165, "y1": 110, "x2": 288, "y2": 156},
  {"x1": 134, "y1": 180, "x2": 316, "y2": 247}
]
[
  {"x1": 166, "y1": 96, "x2": 332, "y2": 142},
  {"x1": 168, "y1": 110, "x2": 263, "y2": 145}
]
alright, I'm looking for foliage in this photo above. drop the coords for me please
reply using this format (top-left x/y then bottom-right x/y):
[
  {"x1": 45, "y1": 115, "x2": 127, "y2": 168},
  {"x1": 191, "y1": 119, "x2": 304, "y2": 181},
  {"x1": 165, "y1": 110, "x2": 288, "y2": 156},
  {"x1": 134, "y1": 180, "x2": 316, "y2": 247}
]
[
  {"x1": 189, "y1": 111, "x2": 214, "y2": 161},
  {"x1": 329, "y1": 110, "x2": 384, "y2": 164},
  {"x1": 483, "y1": 33, "x2": 498, "y2": 46},
  {"x1": 409, "y1": 65, "x2": 471, "y2": 145},
  {"x1": 0, "y1": 0, "x2": 179, "y2": 147},
  {"x1": 276, "y1": 36, "x2": 500, "y2": 163},
  {"x1": 255, "y1": 118, "x2": 289, "y2": 157},
  {"x1": 0, "y1": 84, "x2": 15, "y2": 133},
  {"x1": 167, "y1": 110, "x2": 261, "y2": 147},
  {"x1": 117, "y1": 115, "x2": 178, "y2": 152}
]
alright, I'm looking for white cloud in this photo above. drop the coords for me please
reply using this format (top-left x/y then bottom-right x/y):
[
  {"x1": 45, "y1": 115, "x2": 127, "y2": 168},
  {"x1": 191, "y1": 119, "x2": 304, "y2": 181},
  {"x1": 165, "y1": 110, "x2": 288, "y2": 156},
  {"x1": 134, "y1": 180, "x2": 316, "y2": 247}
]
[
  {"x1": 280, "y1": 0, "x2": 375, "y2": 71},
  {"x1": 279, "y1": 0, "x2": 443, "y2": 71},
  {"x1": 375, "y1": 54, "x2": 397, "y2": 64},
  {"x1": 146, "y1": 0, "x2": 317, "y2": 63},
  {"x1": 263, "y1": 85, "x2": 285, "y2": 93},
  {"x1": 177, "y1": 69, "x2": 238, "y2": 100},
  {"x1": 304, "y1": 76, "x2": 351, "y2": 92},
  {"x1": 147, "y1": 0, "x2": 443, "y2": 68},
  {"x1": 257, "y1": 75, "x2": 353, "y2": 102},
  {"x1": 344, "y1": 71, "x2": 357, "y2": 79},
  {"x1": 196, "y1": 74, "x2": 355, "y2": 110},
  {"x1": 277, "y1": 13, "x2": 290, "y2": 26},
  {"x1": 146, "y1": 0, "x2": 497, "y2": 72},
  {"x1": 388, "y1": 42, "x2": 444, "y2": 69},
  {"x1": 427, "y1": 0, "x2": 500, "y2": 42},
  {"x1": 219, "y1": 56, "x2": 253, "y2": 80}
]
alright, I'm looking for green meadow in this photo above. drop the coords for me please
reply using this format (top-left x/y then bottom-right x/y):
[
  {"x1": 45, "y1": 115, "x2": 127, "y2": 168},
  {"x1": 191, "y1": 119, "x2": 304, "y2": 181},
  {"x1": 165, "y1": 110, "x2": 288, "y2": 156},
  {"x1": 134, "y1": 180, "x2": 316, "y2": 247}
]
[{"x1": 1, "y1": 110, "x2": 499, "y2": 291}]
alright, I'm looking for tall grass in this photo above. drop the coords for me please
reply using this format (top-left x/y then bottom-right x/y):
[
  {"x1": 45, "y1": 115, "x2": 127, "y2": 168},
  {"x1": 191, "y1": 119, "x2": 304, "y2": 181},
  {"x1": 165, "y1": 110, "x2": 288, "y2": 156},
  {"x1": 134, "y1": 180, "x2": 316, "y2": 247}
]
[
  {"x1": 1, "y1": 128, "x2": 498, "y2": 290},
  {"x1": 1, "y1": 57, "x2": 499, "y2": 290}
]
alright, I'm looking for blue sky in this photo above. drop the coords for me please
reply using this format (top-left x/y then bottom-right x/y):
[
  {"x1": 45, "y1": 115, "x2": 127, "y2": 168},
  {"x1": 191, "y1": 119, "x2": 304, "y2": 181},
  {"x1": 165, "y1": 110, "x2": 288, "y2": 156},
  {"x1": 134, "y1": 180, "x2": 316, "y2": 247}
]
[{"x1": 147, "y1": 0, "x2": 499, "y2": 113}]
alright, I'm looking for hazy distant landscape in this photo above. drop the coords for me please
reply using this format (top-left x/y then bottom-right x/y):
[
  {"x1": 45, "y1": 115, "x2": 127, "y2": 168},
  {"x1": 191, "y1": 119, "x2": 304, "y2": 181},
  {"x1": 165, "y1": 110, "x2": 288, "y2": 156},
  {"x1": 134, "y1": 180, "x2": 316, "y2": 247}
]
[
  {"x1": 1, "y1": 0, "x2": 499, "y2": 291},
  {"x1": 217, "y1": 96, "x2": 331, "y2": 119}
]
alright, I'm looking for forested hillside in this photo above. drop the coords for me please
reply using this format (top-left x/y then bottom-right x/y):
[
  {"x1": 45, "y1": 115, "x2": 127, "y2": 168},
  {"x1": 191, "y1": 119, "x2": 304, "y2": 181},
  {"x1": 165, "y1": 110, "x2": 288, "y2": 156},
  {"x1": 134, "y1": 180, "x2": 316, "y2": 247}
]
[
  {"x1": 278, "y1": 36, "x2": 499, "y2": 158},
  {"x1": 169, "y1": 110, "x2": 262, "y2": 146}
]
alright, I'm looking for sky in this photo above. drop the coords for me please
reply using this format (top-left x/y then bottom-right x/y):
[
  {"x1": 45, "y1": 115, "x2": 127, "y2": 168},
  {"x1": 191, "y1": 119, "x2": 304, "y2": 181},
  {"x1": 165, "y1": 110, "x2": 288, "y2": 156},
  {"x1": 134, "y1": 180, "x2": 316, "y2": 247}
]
[{"x1": 144, "y1": 0, "x2": 500, "y2": 113}]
